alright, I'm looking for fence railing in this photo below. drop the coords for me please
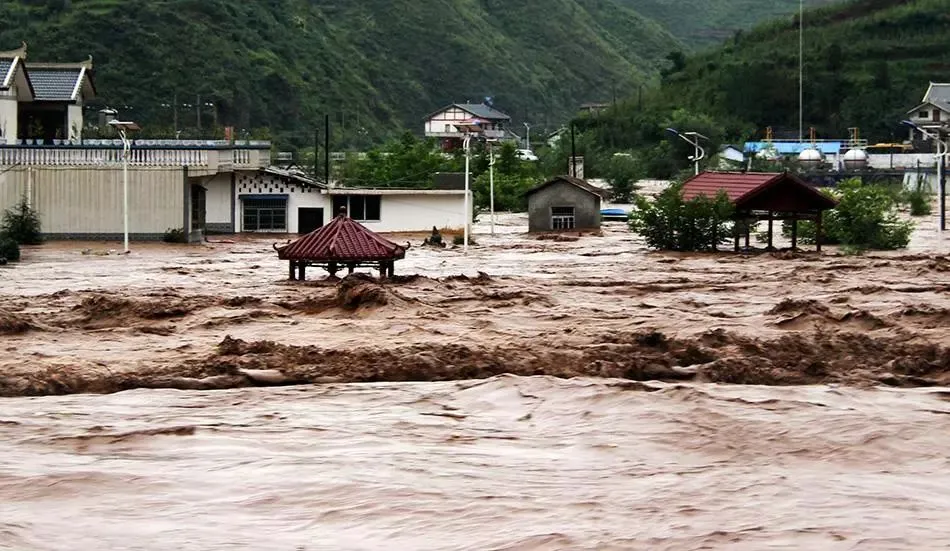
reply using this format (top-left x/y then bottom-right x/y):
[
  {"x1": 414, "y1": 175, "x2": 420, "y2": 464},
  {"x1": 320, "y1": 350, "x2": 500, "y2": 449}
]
[{"x1": 0, "y1": 143, "x2": 270, "y2": 170}]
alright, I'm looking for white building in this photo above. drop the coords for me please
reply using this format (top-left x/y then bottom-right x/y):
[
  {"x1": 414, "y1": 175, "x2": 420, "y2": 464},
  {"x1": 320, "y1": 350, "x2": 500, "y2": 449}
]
[
  {"x1": 199, "y1": 168, "x2": 471, "y2": 234},
  {"x1": 905, "y1": 82, "x2": 950, "y2": 139},
  {"x1": 1, "y1": 43, "x2": 96, "y2": 145},
  {"x1": 424, "y1": 103, "x2": 509, "y2": 149}
]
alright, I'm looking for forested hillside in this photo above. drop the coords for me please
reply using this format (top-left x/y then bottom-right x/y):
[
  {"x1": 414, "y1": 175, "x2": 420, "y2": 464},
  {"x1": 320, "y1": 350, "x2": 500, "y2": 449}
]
[
  {"x1": 577, "y1": 0, "x2": 950, "y2": 178},
  {"x1": 0, "y1": 0, "x2": 677, "y2": 144},
  {"x1": 621, "y1": 0, "x2": 837, "y2": 45}
]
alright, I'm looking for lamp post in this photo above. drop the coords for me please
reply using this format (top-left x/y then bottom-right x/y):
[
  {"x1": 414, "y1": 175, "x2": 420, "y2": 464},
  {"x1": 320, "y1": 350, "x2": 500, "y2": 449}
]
[
  {"x1": 903, "y1": 120, "x2": 947, "y2": 231},
  {"x1": 488, "y1": 140, "x2": 496, "y2": 237},
  {"x1": 666, "y1": 128, "x2": 708, "y2": 175},
  {"x1": 463, "y1": 133, "x2": 472, "y2": 252},
  {"x1": 108, "y1": 120, "x2": 140, "y2": 253}
]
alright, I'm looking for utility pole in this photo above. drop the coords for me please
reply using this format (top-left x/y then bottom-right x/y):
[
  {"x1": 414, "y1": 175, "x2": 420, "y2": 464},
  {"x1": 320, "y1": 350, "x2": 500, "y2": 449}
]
[
  {"x1": 325, "y1": 114, "x2": 331, "y2": 186},
  {"x1": 314, "y1": 127, "x2": 320, "y2": 180},
  {"x1": 196, "y1": 94, "x2": 202, "y2": 132},
  {"x1": 173, "y1": 92, "x2": 178, "y2": 134}
]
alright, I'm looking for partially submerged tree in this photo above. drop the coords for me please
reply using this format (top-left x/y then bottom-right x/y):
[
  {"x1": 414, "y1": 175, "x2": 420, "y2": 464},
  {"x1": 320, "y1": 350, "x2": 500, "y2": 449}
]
[
  {"x1": 1, "y1": 197, "x2": 42, "y2": 245},
  {"x1": 629, "y1": 182, "x2": 734, "y2": 251}
]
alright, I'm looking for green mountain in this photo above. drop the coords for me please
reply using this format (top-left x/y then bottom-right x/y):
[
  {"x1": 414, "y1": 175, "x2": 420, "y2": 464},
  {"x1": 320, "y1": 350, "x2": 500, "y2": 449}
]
[
  {"x1": 567, "y1": 0, "x2": 950, "y2": 179},
  {"x1": 0, "y1": 0, "x2": 678, "y2": 144},
  {"x1": 619, "y1": 0, "x2": 838, "y2": 46}
]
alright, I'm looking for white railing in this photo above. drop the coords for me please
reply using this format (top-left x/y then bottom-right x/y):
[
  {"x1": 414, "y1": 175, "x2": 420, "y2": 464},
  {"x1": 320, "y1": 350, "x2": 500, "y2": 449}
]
[{"x1": 0, "y1": 143, "x2": 270, "y2": 169}]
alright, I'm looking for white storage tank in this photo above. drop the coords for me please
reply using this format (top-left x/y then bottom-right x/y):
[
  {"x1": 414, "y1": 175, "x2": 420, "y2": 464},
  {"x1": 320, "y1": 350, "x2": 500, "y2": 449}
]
[
  {"x1": 843, "y1": 148, "x2": 868, "y2": 170},
  {"x1": 798, "y1": 147, "x2": 823, "y2": 169}
]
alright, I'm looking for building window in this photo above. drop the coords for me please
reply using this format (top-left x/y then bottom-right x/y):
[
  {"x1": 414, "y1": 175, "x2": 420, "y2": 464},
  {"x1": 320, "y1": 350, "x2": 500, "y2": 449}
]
[
  {"x1": 242, "y1": 197, "x2": 287, "y2": 231},
  {"x1": 332, "y1": 195, "x2": 381, "y2": 222},
  {"x1": 920, "y1": 110, "x2": 929, "y2": 119},
  {"x1": 551, "y1": 206, "x2": 575, "y2": 230},
  {"x1": 445, "y1": 124, "x2": 452, "y2": 133}
]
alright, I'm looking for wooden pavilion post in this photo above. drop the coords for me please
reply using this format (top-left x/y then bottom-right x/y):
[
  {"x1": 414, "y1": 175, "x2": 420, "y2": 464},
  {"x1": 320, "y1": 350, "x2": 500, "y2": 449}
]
[
  {"x1": 791, "y1": 217, "x2": 799, "y2": 251},
  {"x1": 298, "y1": 261, "x2": 306, "y2": 281},
  {"x1": 744, "y1": 218, "x2": 751, "y2": 250},
  {"x1": 815, "y1": 210, "x2": 823, "y2": 253},
  {"x1": 733, "y1": 217, "x2": 740, "y2": 253},
  {"x1": 289, "y1": 261, "x2": 297, "y2": 281},
  {"x1": 767, "y1": 212, "x2": 774, "y2": 250}
]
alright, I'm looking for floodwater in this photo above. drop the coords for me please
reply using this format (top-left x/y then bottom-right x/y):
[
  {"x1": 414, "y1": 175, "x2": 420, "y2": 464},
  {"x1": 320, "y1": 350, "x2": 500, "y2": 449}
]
[{"x1": 1, "y1": 213, "x2": 950, "y2": 549}]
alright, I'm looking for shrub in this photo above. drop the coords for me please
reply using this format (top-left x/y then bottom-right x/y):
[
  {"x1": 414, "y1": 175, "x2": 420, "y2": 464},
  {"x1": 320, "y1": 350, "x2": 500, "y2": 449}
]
[
  {"x1": 0, "y1": 236, "x2": 20, "y2": 262},
  {"x1": 1, "y1": 197, "x2": 42, "y2": 245},
  {"x1": 629, "y1": 182, "x2": 734, "y2": 251},
  {"x1": 783, "y1": 178, "x2": 913, "y2": 250},
  {"x1": 163, "y1": 228, "x2": 188, "y2": 243},
  {"x1": 904, "y1": 187, "x2": 932, "y2": 216}
]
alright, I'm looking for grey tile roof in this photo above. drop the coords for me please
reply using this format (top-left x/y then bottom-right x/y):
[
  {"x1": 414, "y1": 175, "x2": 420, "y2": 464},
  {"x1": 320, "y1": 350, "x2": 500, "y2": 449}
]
[
  {"x1": 0, "y1": 59, "x2": 12, "y2": 88},
  {"x1": 924, "y1": 83, "x2": 950, "y2": 108},
  {"x1": 456, "y1": 103, "x2": 511, "y2": 121},
  {"x1": 28, "y1": 68, "x2": 82, "y2": 101}
]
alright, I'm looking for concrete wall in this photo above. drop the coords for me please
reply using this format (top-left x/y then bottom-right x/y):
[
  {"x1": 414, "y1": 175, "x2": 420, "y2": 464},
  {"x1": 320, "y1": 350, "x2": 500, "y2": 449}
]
[
  {"x1": 353, "y1": 193, "x2": 469, "y2": 233},
  {"x1": 527, "y1": 180, "x2": 601, "y2": 232},
  {"x1": 0, "y1": 166, "x2": 185, "y2": 238},
  {"x1": 203, "y1": 172, "x2": 233, "y2": 232},
  {"x1": 0, "y1": 94, "x2": 17, "y2": 145}
]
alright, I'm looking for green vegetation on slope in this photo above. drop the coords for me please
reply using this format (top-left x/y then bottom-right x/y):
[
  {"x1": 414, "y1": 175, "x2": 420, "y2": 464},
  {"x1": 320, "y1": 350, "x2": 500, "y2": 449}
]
[
  {"x1": 621, "y1": 0, "x2": 837, "y2": 46},
  {"x1": 578, "y1": 0, "x2": 950, "y2": 178},
  {"x1": 0, "y1": 0, "x2": 678, "y2": 145}
]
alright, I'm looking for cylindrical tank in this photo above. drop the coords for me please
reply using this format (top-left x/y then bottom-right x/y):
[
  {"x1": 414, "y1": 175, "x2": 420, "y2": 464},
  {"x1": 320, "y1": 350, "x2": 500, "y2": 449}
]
[
  {"x1": 843, "y1": 148, "x2": 868, "y2": 170},
  {"x1": 798, "y1": 147, "x2": 823, "y2": 169}
]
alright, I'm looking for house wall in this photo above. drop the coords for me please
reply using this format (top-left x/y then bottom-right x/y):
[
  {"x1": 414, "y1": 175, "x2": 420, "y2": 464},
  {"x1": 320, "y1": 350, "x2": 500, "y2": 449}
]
[
  {"x1": 0, "y1": 166, "x2": 185, "y2": 239},
  {"x1": 345, "y1": 193, "x2": 470, "y2": 233},
  {"x1": 527, "y1": 181, "x2": 601, "y2": 232},
  {"x1": 0, "y1": 93, "x2": 17, "y2": 145},
  {"x1": 203, "y1": 172, "x2": 233, "y2": 232},
  {"x1": 67, "y1": 104, "x2": 82, "y2": 140}
]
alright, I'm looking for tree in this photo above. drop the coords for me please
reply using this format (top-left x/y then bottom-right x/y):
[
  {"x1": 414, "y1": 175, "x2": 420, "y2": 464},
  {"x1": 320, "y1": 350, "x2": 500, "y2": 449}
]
[
  {"x1": 605, "y1": 154, "x2": 641, "y2": 203},
  {"x1": 1, "y1": 197, "x2": 42, "y2": 245},
  {"x1": 629, "y1": 182, "x2": 734, "y2": 251}
]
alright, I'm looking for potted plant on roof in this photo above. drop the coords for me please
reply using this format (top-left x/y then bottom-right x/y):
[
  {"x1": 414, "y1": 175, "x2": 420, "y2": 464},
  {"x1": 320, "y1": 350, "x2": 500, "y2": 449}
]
[
  {"x1": 53, "y1": 128, "x2": 64, "y2": 146},
  {"x1": 69, "y1": 123, "x2": 81, "y2": 145},
  {"x1": 29, "y1": 120, "x2": 44, "y2": 145}
]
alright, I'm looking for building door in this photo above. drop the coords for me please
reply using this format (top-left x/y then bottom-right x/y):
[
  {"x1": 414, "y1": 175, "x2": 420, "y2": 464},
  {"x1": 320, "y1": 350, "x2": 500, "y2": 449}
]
[
  {"x1": 191, "y1": 184, "x2": 206, "y2": 231},
  {"x1": 936, "y1": 110, "x2": 942, "y2": 122},
  {"x1": 298, "y1": 208, "x2": 324, "y2": 234}
]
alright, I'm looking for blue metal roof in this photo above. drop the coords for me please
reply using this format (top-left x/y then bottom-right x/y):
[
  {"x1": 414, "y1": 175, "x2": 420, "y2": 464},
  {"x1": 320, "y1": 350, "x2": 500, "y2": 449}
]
[
  {"x1": 744, "y1": 141, "x2": 842, "y2": 155},
  {"x1": 28, "y1": 68, "x2": 82, "y2": 101}
]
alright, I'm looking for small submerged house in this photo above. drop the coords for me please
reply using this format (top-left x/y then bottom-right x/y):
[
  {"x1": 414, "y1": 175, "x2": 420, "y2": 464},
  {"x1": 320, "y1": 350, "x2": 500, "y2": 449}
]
[{"x1": 524, "y1": 175, "x2": 608, "y2": 233}]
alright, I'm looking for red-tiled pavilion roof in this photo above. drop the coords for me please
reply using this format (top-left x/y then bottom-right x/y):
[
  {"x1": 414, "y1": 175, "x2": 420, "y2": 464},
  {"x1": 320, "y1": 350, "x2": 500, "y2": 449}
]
[
  {"x1": 681, "y1": 171, "x2": 836, "y2": 210},
  {"x1": 276, "y1": 215, "x2": 406, "y2": 262}
]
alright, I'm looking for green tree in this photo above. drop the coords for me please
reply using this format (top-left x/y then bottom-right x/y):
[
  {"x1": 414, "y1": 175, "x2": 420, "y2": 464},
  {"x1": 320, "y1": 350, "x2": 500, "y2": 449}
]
[
  {"x1": 629, "y1": 182, "x2": 734, "y2": 251},
  {"x1": 1, "y1": 197, "x2": 42, "y2": 245},
  {"x1": 605, "y1": 154, "x2": 642, "y2": 202}
]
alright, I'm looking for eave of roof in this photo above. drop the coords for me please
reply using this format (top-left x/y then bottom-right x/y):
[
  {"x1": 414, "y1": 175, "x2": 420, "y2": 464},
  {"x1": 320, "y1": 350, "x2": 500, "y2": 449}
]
[
  {"x1": 424, "y1": 102, "x2": 511, "y2": 121},
  {"x1": 523, "y1": 175, "x2": 608, "y2": 198},
  {"x1": 681, "y1": 171, "x2": 837, "y2": 210},
  {"x1": 275, "y1": 215, "x2": 407, "y2": 262}
]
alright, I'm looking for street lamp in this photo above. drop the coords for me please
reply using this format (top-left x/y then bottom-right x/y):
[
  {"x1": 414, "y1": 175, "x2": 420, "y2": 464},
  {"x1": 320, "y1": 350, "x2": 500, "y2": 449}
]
[
  {"x1": 902, "y1": 119, "x2": 947, "y2": 231},
  {"x1": 666, "y1": 128, "x2": 708, "y2": 176},
  {"x1": 108, "y1": 119, "x2": 141, "y2": 253},
  {"x1": 487, "y1": 139, "x2": 497, "y2": 237},
  {"x1": 455, "y1": 120, "x2": 486, "y2": 252}
]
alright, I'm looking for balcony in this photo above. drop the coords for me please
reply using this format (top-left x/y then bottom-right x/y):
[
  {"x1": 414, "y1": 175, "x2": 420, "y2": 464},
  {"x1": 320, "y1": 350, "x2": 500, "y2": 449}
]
[
  {"x1": 0, "y1": 140, "x2": 272, "y2": 175},
  {"x1": 425, "y1": 129, "x2": 507, "y2": 140}
]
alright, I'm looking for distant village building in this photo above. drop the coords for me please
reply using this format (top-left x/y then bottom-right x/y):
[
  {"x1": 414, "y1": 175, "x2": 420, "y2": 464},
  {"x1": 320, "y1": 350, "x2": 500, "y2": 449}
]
[
  {"x1": 578, "y1": 102, "x2": 610, "y2": 116},
  {"x1": 0, "y1": 42, "x2": 96, "y2": 144},
  {"x1": 424, "y1": 103, "x2": 509, "y2": 150},
  {"x1": 906, "y1": 82, "x2": 950, "y2": 140},
  {"x1": 524, "y1": 175, "x2": 607, "y2": 233}
]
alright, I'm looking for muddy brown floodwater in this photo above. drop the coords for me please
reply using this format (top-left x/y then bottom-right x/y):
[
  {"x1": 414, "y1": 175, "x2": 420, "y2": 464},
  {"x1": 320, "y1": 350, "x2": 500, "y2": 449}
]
[{"x1": 1, "y1": 214, "x2": 950, "y2": 549}]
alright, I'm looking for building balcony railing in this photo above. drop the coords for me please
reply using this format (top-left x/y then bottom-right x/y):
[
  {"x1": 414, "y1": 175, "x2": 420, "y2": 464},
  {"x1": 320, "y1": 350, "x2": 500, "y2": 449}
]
[
  {"x1": 425, "y1": 129, "x2": 507, "y2": 140},
  {"x1": 0, "y1": 141, "x2": 271, "y2": 172}
]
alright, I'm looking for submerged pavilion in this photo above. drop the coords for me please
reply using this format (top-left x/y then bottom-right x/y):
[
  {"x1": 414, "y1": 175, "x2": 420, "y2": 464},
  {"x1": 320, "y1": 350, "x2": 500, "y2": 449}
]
[{"x1": 275, "y1": 210, "x2": 407, "y2": 281}]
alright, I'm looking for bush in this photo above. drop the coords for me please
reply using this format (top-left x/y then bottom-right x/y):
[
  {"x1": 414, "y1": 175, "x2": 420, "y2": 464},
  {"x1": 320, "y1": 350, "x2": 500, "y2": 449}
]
[
  {"x1": 784, "y1": 179, "x2": 913, "y2": 250},
  {"x1": 629, "y1": 182, "x2": 734, "y2": 251},
  {"x1": 0, "y1": 236, "x2": 20, "y2": 262},
  {"x1": 163, "y1": 228, "x2": 188, "y2": 243},
  {"x1": 1, "y1": 197, "x2": 42, "y2": 244},
  {"x1": 904, "y1": 187, "x2": 932, "y2": 216}
]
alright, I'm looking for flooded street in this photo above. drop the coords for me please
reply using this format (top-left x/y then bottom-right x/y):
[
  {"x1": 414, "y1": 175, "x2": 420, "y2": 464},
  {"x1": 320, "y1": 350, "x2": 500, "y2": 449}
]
[
  {"x1": 2, "y1": 215, "x2": 950, "y2": 548},
  {"x1": 4, "y1": 379, "x2": 950, "y2": 550}
]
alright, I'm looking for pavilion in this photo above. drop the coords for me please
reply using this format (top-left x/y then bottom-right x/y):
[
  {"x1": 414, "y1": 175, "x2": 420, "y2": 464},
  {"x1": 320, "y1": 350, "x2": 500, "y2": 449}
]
[
  {"x1": 681, "y1": 171, "x2": 838, "y2": 252},
  {"x1": 275, "y1": 209, "x2": 407, "y2": 280}
]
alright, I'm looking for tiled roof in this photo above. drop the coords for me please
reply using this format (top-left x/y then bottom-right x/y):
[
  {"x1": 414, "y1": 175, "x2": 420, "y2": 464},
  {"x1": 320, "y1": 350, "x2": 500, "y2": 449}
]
[
  {"x1": 681, "y1": 171, "x2": 836, "y2": 210},
  {"x1": 0, "y1": 59, "x2": 12, "y2": 88},
  {"x1": 276, "y1": 215, "x2": 407, "y2": 262},
  {"x1": 524, "y1": 175, "x2": 608, "y2": 198},
  {"x1": 28, "y1": 68, "x2": 83, "y2": 101},
  {"x1": 456, "y1": 103, "x2": 510, "y2": 121},
  {"x1": 924, "y1": 83, "x2": 950, "y2": 108}
]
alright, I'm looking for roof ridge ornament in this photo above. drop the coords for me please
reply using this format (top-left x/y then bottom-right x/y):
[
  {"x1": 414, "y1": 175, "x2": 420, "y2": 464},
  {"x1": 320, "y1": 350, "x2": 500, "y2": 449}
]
[{"x1": 0, "y1": 41, "x2": 27, "y2": 59}]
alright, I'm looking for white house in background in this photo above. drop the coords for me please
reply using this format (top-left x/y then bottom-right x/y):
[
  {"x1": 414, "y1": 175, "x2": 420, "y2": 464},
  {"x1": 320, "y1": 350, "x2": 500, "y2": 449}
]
[
  {"x1": 195, "y1": 167, "x2": 472, "y2": 235},
  {"x1": 905, "y1": 82, "x2": 950, "y2": 139},
  {"x1": 424, "y1": 103, "x2": 509, "y2": 149},
  {"x1": 718, "y1": 145, "x2": 745, "y2": 168},
  {"x1": 0, "y1": 42, "x2": 96, "y2": 145}
]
